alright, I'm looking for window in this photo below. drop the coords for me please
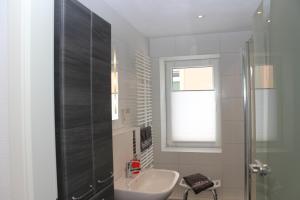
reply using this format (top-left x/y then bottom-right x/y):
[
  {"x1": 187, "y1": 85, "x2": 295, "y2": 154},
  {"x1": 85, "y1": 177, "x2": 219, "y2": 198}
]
[
  {"x1": 160, "y1": 55, "x2": 221, "y2": 151},
  {"x1": 255, "y1": 65, "x2": 274, "y2": 89},
  {"x1": 254, "y1": 64, "x2": 279, "y2": 143},
  {"x1": 111, "y1": 50, "x2": 119, "y2": 120}
]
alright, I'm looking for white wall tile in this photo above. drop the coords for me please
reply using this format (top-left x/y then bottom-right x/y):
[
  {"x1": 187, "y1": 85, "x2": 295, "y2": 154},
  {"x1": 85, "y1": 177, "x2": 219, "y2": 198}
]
[
  {"x1": 150, "y1": 31, "x2": 250, "y2": 200},
  {"x1": 222, "y1": 98, "x2": 244, "y2": 121},
  {"x1": 151, "y1": 58, "x2": 161, "y2": 80},
  {"x1": 152, "y1": 136, "x2": 161, "y2": 147},
  {"x1": 219, "y1": 53, "x2": 242, "y2": 76},
  {"x1": 152, "y1": 100, "x2": 161, "y2": 122},
  {"x1": 174, "y1": 35, "x2": 198, "y2": 56},
  {"x1": 221, "y1": 75, "x2": 243, "y2": 98},
  {"x1": 152, "y1": 120, "x2": 161, "y2": 138},
  {"x1": 220, "y1": 31, "x2": 252, "y2": 53},
  {"x1": 222, "y1": 143, "x2": 244, "y2": 167},
  {"x1": 178, "y1": 152, "x2": 222, "y2": 166},
  {"x1": 174, "y1": 34, "x2": 220, "y2": 56},
  {"x1": 150, "y1": 37, "x2": 176, "y2": 58},
  {"x1": 152, "y1": 78, "x2": 161, "y2": 101},
  {"x1": 222, "y1": 163, "x2": 245, "y2": 188},
  {"x1": 153, "y1": 147, "x2": 179, "y2": 164},
  {"x1": 113, "y1": 131, "x2": 133, "y2": 180},
  {"x1": 109, "y1": 13, "x2": 148, "y2": 132},
  {"x1": 222, "y1": 121, "x2": 245, "y2": 144},
  {"x1": 194, "y1": 34, "x2": 220, "y2": 54},
  {"x1": 222, "y1": 188, "x2": 245, "y2": 200}
]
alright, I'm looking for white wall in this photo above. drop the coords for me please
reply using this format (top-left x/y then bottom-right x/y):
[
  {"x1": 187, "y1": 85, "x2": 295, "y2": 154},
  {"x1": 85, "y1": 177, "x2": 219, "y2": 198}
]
[
  {"x1": 7, "y1": 0, "x2": 57, "y2": 199},
  {"x1": 29, "y1": 1, "x2": 57, "y2": 199},
  {"x1": 0, "y1": 0, "x2": 10, "y2": 199},
  {"x1": 78, "y1": 0, "x2": 149, "y2": 181},
  {"x1": 150, "y1": 31, "x2": 251, "y2": 200}
]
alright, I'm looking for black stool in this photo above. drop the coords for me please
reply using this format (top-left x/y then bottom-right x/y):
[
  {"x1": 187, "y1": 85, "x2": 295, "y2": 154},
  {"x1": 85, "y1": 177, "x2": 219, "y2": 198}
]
[{"x1": 179, "y1": 178, "x2": 220, "y2": 200}]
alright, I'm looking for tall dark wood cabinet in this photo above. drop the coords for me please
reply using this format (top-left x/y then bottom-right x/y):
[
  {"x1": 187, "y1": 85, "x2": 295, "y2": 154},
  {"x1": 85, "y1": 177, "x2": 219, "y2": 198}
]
[
  {"x1": 54, "y1": 0, "x2": 113, "y2": 199},
  {"x1": 91, "y1": 13, "x2": 114, "y2": 193}
]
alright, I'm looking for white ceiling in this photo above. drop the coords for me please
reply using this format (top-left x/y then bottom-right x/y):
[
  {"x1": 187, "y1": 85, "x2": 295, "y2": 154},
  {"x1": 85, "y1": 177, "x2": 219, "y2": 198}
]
[{"x1": 103, "y1": 0, "x2": 261, "y2": 37}]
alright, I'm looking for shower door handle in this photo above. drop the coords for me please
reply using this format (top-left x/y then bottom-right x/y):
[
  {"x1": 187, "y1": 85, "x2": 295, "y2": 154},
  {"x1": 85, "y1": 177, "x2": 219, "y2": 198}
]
[{"x1": 249, "y1": 160, "x2": 270, "y2": 176}]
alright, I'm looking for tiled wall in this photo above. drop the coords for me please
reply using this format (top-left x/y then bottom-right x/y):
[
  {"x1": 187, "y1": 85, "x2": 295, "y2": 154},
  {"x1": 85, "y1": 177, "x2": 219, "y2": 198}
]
[
  {"x1": 112, "y1": 130, "x2": 133, "y2": 180},
  {"x1": 150, "y1": 31, "x2": 251, "y2": 200},
  {"x1": 112, "y1": 127, "x2": 140, "y2": 180},
  {"x1": 0, "y1": 0, "x2": 10, "y2": 198}
]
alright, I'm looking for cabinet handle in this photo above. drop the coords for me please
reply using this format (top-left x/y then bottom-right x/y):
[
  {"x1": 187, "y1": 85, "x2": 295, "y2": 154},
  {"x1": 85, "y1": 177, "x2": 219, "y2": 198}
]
[
  {"x1": 72, "y1": 185, "x2": 94, "y2": 200},
  {"x1": 97, "y1": 172, "x2": 114, "y2": 184}
]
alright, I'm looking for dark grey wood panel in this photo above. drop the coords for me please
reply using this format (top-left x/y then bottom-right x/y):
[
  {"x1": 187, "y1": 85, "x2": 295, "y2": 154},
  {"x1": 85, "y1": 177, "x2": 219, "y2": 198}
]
[
  {"x1": 91, "y1": 13, "x2": 113, "y2": 192},
  {"x1": 55, "y1": 0, "x2": 114, "y2": 199},
  {"x1": 54, "y1": 0, "x2": 64, "y2": 196},
  {"x1": 63, "y1": 0, "x2": 94, "y2": 196},
  {"x1": 90, "y1": 184, "x2": 114, "y2": 200},
  {"x1": 55, "y1": 0, "x2": 94, "y2": 199}
]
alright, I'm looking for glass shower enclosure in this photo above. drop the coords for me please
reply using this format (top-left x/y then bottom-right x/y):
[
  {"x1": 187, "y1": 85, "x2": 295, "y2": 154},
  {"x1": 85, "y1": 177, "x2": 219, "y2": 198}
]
[{"x1": 243, "y1": 0, "x2": 300, "y2": 199}]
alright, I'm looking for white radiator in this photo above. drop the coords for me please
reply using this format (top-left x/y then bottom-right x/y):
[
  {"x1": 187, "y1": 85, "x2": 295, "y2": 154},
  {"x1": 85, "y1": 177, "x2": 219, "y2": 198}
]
[{"x1": 136, "y1": 52, "x2": 153, "y2": 169}]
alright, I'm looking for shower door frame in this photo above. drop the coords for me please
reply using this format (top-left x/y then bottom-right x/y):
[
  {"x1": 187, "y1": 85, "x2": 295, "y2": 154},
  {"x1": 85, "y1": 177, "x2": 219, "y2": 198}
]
[{"x1": 243, "y1": 38, "x2": 256, "y2": 200}]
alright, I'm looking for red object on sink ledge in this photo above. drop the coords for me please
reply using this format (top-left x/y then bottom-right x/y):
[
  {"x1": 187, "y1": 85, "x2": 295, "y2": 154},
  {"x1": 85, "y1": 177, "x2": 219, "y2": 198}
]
[{"x1": 131, "y1": 160, "x2": 141, "y2": 175}]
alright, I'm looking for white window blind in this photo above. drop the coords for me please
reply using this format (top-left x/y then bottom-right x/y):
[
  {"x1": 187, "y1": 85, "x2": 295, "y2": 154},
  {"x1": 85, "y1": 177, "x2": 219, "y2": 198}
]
[
  {"x1": 171, "y1": 91, "x2": 216, "y2": 142},
  {"x1": 162, "y1": 55, "x2": 221, "y2": 149}
]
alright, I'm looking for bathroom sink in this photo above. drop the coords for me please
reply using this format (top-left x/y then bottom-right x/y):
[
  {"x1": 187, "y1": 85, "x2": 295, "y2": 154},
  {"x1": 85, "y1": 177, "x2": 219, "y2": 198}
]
[{"x1": 114, "y1": 168, "x2": 179, "y2": 200}]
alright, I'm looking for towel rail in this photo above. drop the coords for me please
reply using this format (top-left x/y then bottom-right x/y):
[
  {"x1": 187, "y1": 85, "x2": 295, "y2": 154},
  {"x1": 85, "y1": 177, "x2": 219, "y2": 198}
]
[{"x1": 136, "y1": 51, "x2": 153, "y2": 169}]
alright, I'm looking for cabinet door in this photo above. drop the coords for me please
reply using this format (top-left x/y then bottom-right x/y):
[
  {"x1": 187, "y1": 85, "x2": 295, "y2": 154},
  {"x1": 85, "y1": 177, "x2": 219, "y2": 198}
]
[
  {"x1": 90, "y1": 184, "x2": 114, "y2": 200},
  {"x1": 55, "y1": 0, "x2": 94, "y2": 199},
  {"x1": 91, "y1": 13, "x2": 114, "y2": 192}
]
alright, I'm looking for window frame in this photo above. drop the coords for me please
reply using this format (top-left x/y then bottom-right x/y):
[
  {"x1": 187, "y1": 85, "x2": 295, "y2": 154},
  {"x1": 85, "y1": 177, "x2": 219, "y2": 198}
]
[{"x1": 159, "y1": 54, "x2": 221, "y2": 152}]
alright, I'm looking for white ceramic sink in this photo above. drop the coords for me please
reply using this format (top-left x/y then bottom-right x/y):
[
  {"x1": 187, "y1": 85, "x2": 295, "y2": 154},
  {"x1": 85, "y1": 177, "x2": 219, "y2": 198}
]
[{"x1": 114, "y1": 168, "x2": 179, "y2": 200}]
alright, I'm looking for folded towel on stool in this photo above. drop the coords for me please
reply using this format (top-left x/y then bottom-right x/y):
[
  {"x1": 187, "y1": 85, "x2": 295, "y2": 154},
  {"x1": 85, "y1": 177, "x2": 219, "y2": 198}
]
[{"x1": 183, "y1": 173, "x2": 214, "y2": 194}]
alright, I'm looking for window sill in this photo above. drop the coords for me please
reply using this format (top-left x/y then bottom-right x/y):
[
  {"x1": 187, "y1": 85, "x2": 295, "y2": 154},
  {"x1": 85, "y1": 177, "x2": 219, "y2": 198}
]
[{"x1": 161, "y1": 146, "x2": 222, "y2": 153}]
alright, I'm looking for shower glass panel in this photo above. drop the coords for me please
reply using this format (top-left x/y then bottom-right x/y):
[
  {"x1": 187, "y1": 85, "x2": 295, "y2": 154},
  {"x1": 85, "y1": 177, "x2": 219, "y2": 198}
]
[
  {"x1": 247, "y1": 0, "x2": 300, "y2": 199},
  {"x1": 265, "y1": 0, "x2": 300, "y2": 199},
  {"x1": 253, "y1": 2, "x2": 271, "y2": 200}
]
